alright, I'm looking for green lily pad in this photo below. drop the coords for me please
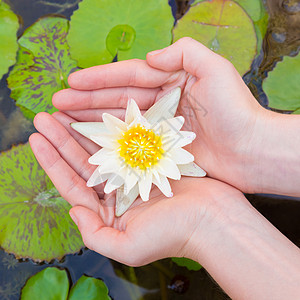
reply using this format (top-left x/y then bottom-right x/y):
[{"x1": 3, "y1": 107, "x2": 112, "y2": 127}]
[
  {"x1": 193, "y1": 0, "x2": 268, "y2": 53},
  {"x1": 67, "y1": 0, "x2": 174, "y2": 68},
  {"x1": 0, "y1": 0, "x2": 19, "y2": 81},
  {"x1": 173, "y1": 0, "x2": 257, "y2": 75},
  {"x1": 69, "y1": 275, "x2": 111, "y2": 300},
  {"x1": 21, "y1": 267, "x2": 111, "y2": 300},
  {"x1": 172, "y1": 257, "x2": 202, "y2": 271},
  {"x1": 0, "y1": 143, "x2": 83, "y2": 261},
  {"x1": 21, "y1": 268, "x2": 69, "y2": 300},
  {"x1": 263, "y1": 54, "x2": 300, "y2": 112},
  {"x1": 7, "y1": 16, "x2": 78, "y2": 118}
]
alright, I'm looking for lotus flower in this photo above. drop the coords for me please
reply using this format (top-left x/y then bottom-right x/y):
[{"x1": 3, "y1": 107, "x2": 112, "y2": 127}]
[{"x1": 71, "y1": 87, "x2": 206, "y2": 216}]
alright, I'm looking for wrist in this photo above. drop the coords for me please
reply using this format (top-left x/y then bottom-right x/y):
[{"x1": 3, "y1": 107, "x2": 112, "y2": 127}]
[
  {"x1": 242, "y1": 109, "x2": 300, "y2": 196},
  {"x1": 178, "y1": 182, "x2": 248, "y2": 261}
]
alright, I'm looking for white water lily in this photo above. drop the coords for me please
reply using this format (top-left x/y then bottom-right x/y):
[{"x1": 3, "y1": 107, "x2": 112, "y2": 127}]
[{"x1": 71, "y1": 87, "x2": 206, "y2": 216}]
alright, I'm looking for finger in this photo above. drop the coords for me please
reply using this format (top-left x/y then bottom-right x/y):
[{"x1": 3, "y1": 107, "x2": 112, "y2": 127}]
[
  {"x1": 34, "y1": 112, "x2": 96, "y2": 181},
  {"x1": 70, "y1": 206, "x2": 135, "y2": 264},
  {"x1": 29, "y1": 133, "x2": 101, "y2": 212},
  {"x1": 147, "y1": 37, "x2": 226, "y2": 78},
  {"x1": 53, "y1": 86, "x2": 160, "y2": 111},
  {"x1": 52, "y1": 111, "x2": 100, "y2": 155},
  {"x1": 68, "y1": 59, "x2": 172, "y2": 90},
  {"x1": 63, "y1": 108, "x2": 147, "y2": 122}
]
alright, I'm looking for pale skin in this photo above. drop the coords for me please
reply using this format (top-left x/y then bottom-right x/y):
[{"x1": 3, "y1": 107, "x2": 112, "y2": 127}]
[{"x1": 29, "y1": 38, "x2": 300, "y2": 299}]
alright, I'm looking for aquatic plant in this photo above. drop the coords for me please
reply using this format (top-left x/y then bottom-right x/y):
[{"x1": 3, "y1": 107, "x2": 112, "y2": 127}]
[
  {"x1": 0, "y1": 0, "x2": 19, "y2": 81},
  {"x1": 0, "y1": 143, "x2": 83, "y2": 261},
  {"x1": 67, "y1": 0, "x2": 174, "y2": 67},
  {"x1": 21, "y1": 267, "x2": 111, "y2": 300},
  {"x1": 173, "y1": 0, "x2": 259, "y2": 75},
  {"x1": 71, "y1": 88, "x2": 206, "y2": 215},
  {"x1": 263, "y1": 53, "x2": 300, "y2": 113},
  {"x1": 7, "y1": 16, "x2": 78, "y2": 119}
]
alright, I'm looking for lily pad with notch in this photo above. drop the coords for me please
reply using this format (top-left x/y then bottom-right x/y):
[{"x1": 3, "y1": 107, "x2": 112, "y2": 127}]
[
  {"x1": 173, "y1": 0, "x2": 257, "y2": 75},
  {"x1": 67, "y1": 0, "x2": 174, "y2": 68},
  {"x1": 192, "y1": 0, "x2": 268, "y2": 53},
  {"x1": 0, "y1": 143, "x2": 83, "y2": 261},
  {"x1": 7, "y1": 16, "x2": 78, "y2": 119}
]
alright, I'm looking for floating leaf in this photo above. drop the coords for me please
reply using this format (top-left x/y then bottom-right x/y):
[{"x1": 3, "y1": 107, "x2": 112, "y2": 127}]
[
  {"x1": 69, "y1": 275, "x2": 111, "y2": 300},
  {"x1": 21, "y1": 267, "x2": 111, "y2": 300},
  {"x1": 21, "y1": 268, "x2": 69, "y2": 300},
  {"x1": 173, "y1": 0, "x2": 257, "y2": 75},
  {"x1": 263, "y1": 54, "x2": 300, "y2": 112},
  {"x1": 193, "y1": 0, "x2": 268, "y2": 53},
  {"x1": 0, "y1": 143, "x2": 83, "y2": 261},
  {"x1": 7, "y1": 16, "x2": 78, "y2": 118},
  {"x1": 0, "y1": 0, "x2": 19, "y2": 80},
  {"x1": 234, "y1": 0, "x2": 268, "y2": 53},
  {"x1": 172, "y1": 257, "x2": 202, "y2": 271},
  {"x1": 67, "y1": 0, "x2": 174, "y2": 68}
]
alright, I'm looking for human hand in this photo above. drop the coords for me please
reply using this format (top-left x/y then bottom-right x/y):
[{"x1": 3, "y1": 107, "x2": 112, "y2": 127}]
[
  {"x1": 29, "y1": 111, "x2": 246, "y2": 265},
  {"x1": 52, "y1": 37, "x2": 270, "y2": 194}
]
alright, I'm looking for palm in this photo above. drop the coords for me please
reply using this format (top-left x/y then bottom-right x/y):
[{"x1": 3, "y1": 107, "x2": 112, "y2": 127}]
[
  {"x1": 53, "y1": 58, "x2": 262, "y2": 192},
  {"x1": 30, "y1": 116, "x2": 237, "y2": 264}
]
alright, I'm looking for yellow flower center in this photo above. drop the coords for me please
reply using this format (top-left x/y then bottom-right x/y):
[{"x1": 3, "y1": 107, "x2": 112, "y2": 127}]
[{"x1": 118, "y1": 125, "x2": 164, "y2": 170}]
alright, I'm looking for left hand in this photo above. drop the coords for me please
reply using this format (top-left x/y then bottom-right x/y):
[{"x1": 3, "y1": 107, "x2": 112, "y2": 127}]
[{"x1": 29, "y1": 111, "x2": 246, "y2": 266}]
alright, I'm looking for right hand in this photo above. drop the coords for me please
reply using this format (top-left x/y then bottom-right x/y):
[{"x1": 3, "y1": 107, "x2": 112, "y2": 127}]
[{"x1": 53, "y1": 37, "x2": 271, "y2": 193}]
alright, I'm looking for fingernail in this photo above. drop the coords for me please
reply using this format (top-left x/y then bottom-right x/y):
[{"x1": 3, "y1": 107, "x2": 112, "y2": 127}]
[
  {"x1": 69, "y1": 211, "x2": 78, "y2": 226},
  {"x1": 148, "y1": 47, "x2": 166, "y2": 56}
]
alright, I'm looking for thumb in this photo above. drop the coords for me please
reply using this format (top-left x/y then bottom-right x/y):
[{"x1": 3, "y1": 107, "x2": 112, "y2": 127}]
[
  {"x1": 147, "y1": 37, "x2": 224, "y2": 78},
  {"x1": 69, "y1": 206, "x2": 132, "y2": 263}
]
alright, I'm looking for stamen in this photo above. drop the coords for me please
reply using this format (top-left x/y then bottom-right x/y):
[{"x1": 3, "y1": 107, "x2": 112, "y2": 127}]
[{"x1": 118, "y1": 125, "x2": 164, "y2": 170}]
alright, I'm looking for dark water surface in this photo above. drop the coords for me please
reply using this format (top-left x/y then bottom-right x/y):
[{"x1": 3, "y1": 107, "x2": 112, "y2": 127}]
[{"x1": 0, "y1": 0, "x2": 300, "y2": 299}]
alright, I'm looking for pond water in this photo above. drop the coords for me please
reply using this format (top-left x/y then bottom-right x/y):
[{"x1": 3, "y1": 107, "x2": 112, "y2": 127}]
[{"x1": 0, "y1": 0, "x2": 300, "y2": 299}]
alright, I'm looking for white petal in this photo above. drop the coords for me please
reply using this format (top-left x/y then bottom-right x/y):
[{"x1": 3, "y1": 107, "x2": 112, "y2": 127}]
[
  {"x1": 138, "y1": 172, "x2": 153, "y2": 201},
  {"x1": 71, "y1": 122, "x2": 106, "y2": 139},
  {"x1": 129, "y1": 114, "x2": 150, "y2": 129},
  {"x1": 152, "y1": 168, "x2": 161, "y2": 183},
  {"x1": 152, "y1": 174, "x2": 173, "y2": 198},
  {"x1": 124, "y1": 169, "x2": 139, "y2": 194},
  {"x1": 156, "y1": 157, "x2": 181, "y2": 180},
  {"x1": 168, "y1": 148, "x2": 194, "y2": 165},
  {"x1": 102, "y1": 113, "x2": 127, "y2": 135},
  {"x1": 116, "y1": 184, "x2": 139, "y2": 217},
  {"x1": 125, "y1": 98, "x2": 142, "y2": 124},
  {"x1": 163, "y1": 131, "x2": 196, "y2": 150},
  {"x1": 143, "y1": 87, "x2": 181, "y2": 124},
  {"x1": 98, "y1": 157, "x2": 121, "y2": 174},
  {"x1": 155, "y1": 116, "x2": 184, "y2": 136},
  {"x1": 88, "y1": 148, "x2": 115, "y2": 165},
  {"x1": 104, "y1": 173, "x2": 125, "y2": 194},
  {"x1": 90, "y1": 133, "x2": 119, "y2": 149},
  {"x1": 86, "y1": 167, "x2": 110, "y2": 187},
  {"x1": 178, "y1": 162, "x2": 206, "y2": 177}
]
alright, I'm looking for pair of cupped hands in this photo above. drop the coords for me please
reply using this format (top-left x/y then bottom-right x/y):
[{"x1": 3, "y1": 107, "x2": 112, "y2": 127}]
[{"x1": 30, "y1": 38, "x2": 271, "y2": 266}]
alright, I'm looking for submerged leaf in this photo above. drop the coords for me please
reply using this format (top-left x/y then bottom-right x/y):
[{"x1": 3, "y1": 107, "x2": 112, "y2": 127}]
[
  {"x1": 7, "y1": 16, "x2": 78, "y2": 118},
  {"x1": 173, "y1": 0, "x2": 257, "y2": 75},
  {"x1": 263, "y1": 54, "x2": 300, "y2": 112},
  {"x1": 0, "y1": 143, "x2": 83, "y2": 261},
  {"x1": 67, "y1": 0, "x2": 174, "y2": 68},
  {"x1": 21, "y1": 267, "x2": 111, "y2": 300},
  {"x1": 0, "y1": 1, "x2": 19, "y2": 80}
]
